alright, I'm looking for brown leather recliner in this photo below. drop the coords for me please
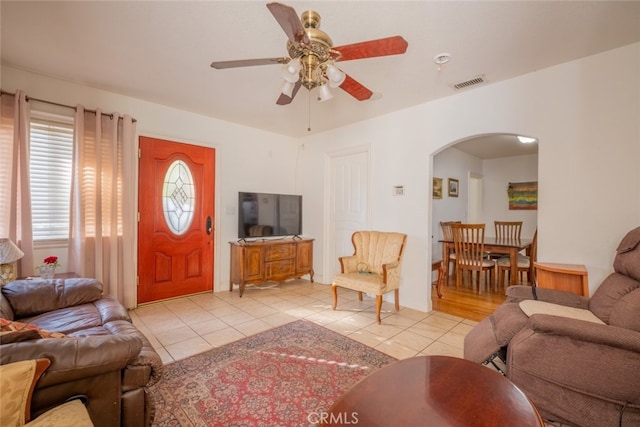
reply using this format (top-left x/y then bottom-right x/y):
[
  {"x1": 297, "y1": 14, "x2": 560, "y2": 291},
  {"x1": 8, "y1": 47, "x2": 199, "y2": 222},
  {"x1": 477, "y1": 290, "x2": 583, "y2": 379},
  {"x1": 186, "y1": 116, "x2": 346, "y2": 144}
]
[
  {"x1": 464, "y1": 227, "x2": 640, "y2": 426},
  {"x1": 0, "y1": 278, "x2": 162, "y2": 427}
]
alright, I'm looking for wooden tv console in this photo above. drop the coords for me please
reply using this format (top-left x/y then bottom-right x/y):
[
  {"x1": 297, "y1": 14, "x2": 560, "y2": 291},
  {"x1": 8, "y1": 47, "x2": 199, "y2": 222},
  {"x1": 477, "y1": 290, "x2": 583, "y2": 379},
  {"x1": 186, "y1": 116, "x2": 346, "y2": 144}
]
[{"x1": 229, "y1": 237, "x2": 314, "y2": 297}]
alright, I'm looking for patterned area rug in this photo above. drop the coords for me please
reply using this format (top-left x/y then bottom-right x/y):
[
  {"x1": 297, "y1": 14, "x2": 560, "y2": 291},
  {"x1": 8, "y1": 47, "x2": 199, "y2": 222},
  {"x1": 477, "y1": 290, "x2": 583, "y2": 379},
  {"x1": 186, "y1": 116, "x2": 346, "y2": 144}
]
[{"x1": 149, "y1": 320, "x2": 397, "y2": 426}]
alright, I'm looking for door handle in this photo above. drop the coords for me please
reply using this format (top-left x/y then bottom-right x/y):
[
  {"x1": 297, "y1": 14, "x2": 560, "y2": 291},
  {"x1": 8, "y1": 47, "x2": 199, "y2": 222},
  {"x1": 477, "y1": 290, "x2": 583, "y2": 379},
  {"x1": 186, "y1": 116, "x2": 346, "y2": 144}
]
[{"x1": 206, "y1": 216, "x2": 212, "y2": 235}]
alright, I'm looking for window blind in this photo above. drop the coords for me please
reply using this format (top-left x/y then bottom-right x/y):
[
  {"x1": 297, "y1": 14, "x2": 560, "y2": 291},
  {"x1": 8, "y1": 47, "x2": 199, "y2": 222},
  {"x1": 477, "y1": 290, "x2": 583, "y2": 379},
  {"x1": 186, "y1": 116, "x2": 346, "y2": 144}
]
[{"x1": 29, "y1": 114, "x2": 74, "y2": 240}]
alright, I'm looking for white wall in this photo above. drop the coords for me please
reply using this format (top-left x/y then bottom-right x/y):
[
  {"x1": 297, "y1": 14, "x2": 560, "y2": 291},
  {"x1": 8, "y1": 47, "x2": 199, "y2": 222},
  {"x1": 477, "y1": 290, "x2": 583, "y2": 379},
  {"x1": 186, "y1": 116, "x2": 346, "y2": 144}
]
[
  {"x1": 482, "y1": 153, "x2": 538, "y2": 238},
  {"x1": 300, "y1": 43, "x2": 640, "y2": 311},
  {"x1": 432, "y1": 147, "x2": 482, "y2": 243}
]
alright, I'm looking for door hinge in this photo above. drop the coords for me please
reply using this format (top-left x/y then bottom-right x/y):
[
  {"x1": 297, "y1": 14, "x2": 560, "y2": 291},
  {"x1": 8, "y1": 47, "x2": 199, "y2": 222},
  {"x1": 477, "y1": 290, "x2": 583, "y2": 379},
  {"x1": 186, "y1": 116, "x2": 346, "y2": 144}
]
[
  {"x1": 137, "y1": 212, "x2": 140, "y2": 222},
  {"x1": 138, "y1": 147, "x2": 141, "y2": 159},
  {"x1": 136, "y1": 276, "x2": 139, "y2": 287}
]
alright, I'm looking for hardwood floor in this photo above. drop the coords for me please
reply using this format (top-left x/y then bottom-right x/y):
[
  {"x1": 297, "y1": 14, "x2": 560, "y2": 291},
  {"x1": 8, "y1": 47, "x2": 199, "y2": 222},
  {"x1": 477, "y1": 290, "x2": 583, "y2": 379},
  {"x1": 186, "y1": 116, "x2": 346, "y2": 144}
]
[{"x1": 431, "y1": 273, "x2": 508, "y2": 322}]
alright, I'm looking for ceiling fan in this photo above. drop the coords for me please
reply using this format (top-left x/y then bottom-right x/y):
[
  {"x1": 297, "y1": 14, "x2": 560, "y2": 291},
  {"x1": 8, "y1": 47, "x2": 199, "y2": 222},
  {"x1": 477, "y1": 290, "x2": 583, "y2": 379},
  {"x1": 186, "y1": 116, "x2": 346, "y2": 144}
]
[{"x1": 210, "y1": 2, "x2": 408, "y2": 105}]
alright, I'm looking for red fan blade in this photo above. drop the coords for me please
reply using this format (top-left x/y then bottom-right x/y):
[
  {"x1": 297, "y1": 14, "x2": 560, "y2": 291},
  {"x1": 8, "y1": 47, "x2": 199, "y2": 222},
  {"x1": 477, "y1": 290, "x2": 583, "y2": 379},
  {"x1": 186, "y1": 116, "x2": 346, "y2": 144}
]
[
  {"x1": 267, "y1": 2, "x2": 309, "y2": 44},
  {"x1": 339, "y1": 75, "x2": 373, "y2": 101},
  {"x1": 335, "y1": 36, "x2": 408, "y2": 62},
  {"x1": 210, "y1": 57, "x2": 288, "y2": 69},
  {"x1": 276, "y1": 82, "x2": 303, "y2": 105}
]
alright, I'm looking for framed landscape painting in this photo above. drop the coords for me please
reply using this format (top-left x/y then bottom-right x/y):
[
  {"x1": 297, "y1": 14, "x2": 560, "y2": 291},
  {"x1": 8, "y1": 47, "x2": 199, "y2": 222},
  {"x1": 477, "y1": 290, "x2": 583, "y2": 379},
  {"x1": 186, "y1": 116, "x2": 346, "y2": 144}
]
[{"x1": 433, "y1": 178, "x2": 443, "y2": 199}]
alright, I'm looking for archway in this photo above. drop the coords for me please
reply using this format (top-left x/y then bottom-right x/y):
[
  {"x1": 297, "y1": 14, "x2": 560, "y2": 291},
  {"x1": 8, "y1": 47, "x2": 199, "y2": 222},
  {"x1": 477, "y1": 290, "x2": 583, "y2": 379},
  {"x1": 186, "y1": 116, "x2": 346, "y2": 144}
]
[{"x1": 430, "y1": 133, "x2": 538, "y2": 318}]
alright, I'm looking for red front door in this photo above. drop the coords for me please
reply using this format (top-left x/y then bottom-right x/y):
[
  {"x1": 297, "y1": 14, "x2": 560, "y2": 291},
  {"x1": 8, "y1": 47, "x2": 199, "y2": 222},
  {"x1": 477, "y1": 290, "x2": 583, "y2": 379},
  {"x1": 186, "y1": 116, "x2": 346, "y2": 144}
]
[{"x1": 137, "y1": 136, "x2": 215, "y2": 303}]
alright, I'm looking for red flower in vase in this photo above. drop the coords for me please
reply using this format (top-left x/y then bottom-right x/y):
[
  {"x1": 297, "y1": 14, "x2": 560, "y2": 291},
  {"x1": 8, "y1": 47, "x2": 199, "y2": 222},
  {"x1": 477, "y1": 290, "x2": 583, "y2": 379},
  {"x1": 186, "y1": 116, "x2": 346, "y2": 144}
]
[{"x1": 43, "y1": 256, "x2": 60, "y2": 267}]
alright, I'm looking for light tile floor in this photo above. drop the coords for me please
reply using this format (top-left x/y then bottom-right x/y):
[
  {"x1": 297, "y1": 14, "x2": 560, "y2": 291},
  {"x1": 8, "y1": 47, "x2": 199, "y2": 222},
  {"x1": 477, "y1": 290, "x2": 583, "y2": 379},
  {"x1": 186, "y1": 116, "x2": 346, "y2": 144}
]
[{"x1": 130, "y1": 279, "x2": 477, "y2": 365}]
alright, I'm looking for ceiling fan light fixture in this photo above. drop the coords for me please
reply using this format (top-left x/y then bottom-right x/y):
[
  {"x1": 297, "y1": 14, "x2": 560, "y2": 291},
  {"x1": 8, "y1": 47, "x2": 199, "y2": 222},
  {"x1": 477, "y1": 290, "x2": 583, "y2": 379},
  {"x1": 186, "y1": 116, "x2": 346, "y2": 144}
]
[
  {"x1": 281, "y1": 63, "x2": 300, "y2": 83},
  {"x1": 286, "y1": 58, "x2": 302, "y2": 74},
  {"x1": 318, "y1": 83, "x2": 333, "y2": 102},
  {"x1": 326, "y1": 64, "x2": 346, "y2": 88},
  {"x1": 281, "y1": 80, "x2": 295, "y2": 97}
]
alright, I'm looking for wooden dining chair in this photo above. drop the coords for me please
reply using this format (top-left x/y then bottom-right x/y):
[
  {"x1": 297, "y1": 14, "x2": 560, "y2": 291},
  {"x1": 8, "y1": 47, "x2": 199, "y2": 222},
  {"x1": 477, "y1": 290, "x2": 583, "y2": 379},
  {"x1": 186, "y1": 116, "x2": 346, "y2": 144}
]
[
  {"x1": 497, "y1": 229, "x2": 537, "y2": 288},
  {"x1": 451, "y1": 223, "x2": 495, "y2": 294},
  {"x1": 440, "y1": 221, "x2": 461, "y2": 276},
  {"x1": 487, "y1": 221, "x2": 524, "y2": 261},
  {"x1": 494, "y1": 221, "x2": 523, "y2": 240},
  {"x1": 431, "y1": 259, "x2": 445, "y2": 298}
]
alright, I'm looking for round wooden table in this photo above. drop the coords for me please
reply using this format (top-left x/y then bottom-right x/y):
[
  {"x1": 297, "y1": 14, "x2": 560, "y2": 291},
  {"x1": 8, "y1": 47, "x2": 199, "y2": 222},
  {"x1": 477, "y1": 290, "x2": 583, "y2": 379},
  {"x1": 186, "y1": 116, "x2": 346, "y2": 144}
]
[{"x1": 322, "y1": 355, "x2": 544, "y2": 426}]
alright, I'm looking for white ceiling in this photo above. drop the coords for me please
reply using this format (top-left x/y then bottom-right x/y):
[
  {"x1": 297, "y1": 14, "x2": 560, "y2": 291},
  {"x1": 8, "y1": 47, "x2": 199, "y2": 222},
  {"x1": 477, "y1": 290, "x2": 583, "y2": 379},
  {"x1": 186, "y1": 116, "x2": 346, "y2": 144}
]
[
  {"x1": 2, "y1": 1, "x2": 640, "y2": 157},
  {"x1": 452, "y1": 133, "x2": 538, "y2": 159}
]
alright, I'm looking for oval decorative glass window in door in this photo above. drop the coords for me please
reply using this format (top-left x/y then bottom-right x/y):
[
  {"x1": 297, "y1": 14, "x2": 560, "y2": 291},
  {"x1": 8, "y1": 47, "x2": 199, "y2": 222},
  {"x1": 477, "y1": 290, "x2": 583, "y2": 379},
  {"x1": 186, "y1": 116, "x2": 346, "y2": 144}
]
[{"x1": 162, "y1": 160, "x2": 195, "y2": 235}]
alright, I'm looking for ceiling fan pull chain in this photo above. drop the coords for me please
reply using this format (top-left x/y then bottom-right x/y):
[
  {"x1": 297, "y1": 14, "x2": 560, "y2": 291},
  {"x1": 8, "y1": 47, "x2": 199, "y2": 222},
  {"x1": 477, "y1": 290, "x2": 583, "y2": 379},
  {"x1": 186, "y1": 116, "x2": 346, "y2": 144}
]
[{"x1": 307, "y1": 90, "x2": 312, "y2": 132}]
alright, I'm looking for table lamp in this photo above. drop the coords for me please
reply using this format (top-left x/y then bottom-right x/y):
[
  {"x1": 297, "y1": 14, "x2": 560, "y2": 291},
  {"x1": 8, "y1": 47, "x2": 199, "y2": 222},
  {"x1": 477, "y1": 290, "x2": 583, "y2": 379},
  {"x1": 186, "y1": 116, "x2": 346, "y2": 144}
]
[{"x1": 0, "y1": 238, "x2": 24, "y2": 286}]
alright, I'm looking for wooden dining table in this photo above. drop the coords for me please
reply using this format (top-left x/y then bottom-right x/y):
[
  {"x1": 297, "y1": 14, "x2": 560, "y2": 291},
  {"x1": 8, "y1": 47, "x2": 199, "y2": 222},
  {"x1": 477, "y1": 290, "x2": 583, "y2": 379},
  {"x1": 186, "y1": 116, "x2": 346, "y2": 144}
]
[{"x1": 439, "y1": 236, "x2": 532, "y2": 286}]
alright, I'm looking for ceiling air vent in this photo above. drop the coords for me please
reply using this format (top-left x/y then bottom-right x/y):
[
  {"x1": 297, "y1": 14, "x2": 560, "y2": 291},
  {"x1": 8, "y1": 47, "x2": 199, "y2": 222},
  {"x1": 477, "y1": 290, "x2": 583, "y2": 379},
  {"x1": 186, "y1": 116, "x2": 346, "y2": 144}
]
[{"x1": 452, "y1": 75, "x2": 486, "y2": 90}]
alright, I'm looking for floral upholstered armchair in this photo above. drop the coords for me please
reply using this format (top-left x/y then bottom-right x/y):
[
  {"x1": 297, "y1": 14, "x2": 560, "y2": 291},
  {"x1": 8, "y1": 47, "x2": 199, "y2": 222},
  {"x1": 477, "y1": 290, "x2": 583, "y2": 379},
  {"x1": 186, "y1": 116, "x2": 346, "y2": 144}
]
[{"x1": 331, "y1": 231, "x2": 407, "y2": 324}]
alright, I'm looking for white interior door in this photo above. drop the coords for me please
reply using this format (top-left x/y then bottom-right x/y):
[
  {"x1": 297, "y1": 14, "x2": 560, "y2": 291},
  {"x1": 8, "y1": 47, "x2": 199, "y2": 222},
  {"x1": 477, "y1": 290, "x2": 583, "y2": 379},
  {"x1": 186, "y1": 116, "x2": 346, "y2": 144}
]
[
  {"x1": 327, "y1": 149, "x2": 370, "y2": 282},
  {"x1": 468, "y1": 172, "x2": 483, "y2": 223}
]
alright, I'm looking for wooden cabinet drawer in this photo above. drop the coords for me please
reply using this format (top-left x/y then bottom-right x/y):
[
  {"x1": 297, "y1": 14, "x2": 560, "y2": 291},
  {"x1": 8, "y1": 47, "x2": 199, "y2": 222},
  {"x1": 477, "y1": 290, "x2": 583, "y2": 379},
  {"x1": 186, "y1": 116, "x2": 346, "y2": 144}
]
[
  {"x1": 265, "y1": 244, "x2": 294, "y2": 261},
  {"x1": 266, "y1": 260, "x2": 295, "y2": 278}
]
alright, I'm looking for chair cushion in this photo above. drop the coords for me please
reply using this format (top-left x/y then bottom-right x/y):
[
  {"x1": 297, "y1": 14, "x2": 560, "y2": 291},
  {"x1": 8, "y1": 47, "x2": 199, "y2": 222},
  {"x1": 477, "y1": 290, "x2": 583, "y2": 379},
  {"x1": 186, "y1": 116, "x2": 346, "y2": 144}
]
[
  {"x1": 458, "y1": 258, "x2": 495, "y2": 268},
  {"x1": 26, "y1": 400, "x2": 93, "y2": 427},
  {"x1": 608, "y1": 287, "x2": 640, "y2": 332},
  {"x1": 519, "y1": 300, "x2": 605, "y2": 324},
  {"x1": 18, "y1": 304, "x2": 104, "y2": 335},
  {"x1": 490, "y1": 302, "x2": 530, "y2": 346},
  {"x1": 589, "y1": 273, "x2": 640, "y2": 324},
  {"x1": 496, "y1": 254, "x2": 529, "y2": 268},
  {"x1": 352, "y1": 231, "x2": 405, "y2": 275},
  {"x1": 333, "y1": 272, "x2": 387, "y2": 295},
  {"x1": 616, "y1": 226, "x2": 640, "y2": 253},
  {"x1": 613, "y1": 226, "x2": 640, "y2": 282},
  {"x1": 2, "y1": 279, "x2": 103, "y2": 318},
  {"x1": 0, "y1": 359, "x2": 50, "y2": 426}
]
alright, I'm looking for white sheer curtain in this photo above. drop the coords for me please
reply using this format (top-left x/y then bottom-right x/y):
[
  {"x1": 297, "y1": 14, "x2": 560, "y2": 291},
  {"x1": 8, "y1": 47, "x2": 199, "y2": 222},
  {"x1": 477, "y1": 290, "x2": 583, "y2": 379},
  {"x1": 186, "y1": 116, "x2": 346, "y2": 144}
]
[
  {"x1": 0, "y1": 91, "x2": 34, "y2": 277},
  {"x1": 68, "y1": 106, "x2": 137, "y2": 306}
]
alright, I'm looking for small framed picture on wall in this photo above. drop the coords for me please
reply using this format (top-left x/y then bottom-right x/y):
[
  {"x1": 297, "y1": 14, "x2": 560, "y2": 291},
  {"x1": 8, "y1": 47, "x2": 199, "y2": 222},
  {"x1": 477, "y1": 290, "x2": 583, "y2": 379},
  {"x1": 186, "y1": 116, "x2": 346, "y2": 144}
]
[
  {"x1": 433, "y1": 177, "x2": 443, "y2": 199},
  {"x1": 448, "y1": 178, "x2": 459, "y2": 197}
]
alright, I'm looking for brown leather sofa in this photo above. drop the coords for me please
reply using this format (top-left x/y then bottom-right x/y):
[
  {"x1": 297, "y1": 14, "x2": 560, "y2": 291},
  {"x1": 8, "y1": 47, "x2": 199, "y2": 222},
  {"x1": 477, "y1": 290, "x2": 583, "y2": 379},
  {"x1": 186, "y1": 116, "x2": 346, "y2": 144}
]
[
  {"x1": 464, "y1": 226, "x2": 640, "y2": 426},
  {"x1": 0, "y1": 278, "x2": 162, "y2": 427}
]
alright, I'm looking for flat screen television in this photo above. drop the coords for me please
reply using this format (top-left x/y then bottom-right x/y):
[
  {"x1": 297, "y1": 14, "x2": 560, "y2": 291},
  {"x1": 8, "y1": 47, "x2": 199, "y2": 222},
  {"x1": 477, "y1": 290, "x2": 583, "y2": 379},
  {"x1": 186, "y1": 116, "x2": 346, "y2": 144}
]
[{"x1": 238, "y1": 192, "x2": 302, "y2": 239}]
